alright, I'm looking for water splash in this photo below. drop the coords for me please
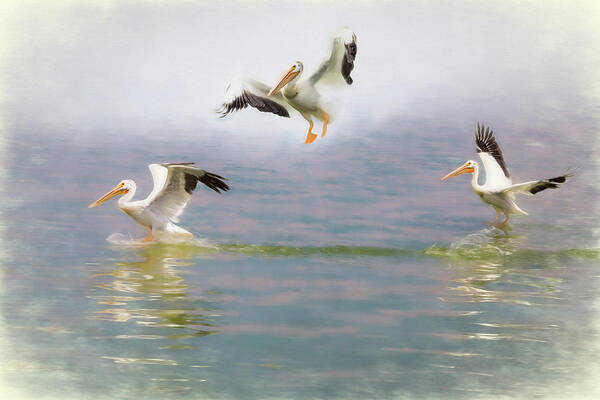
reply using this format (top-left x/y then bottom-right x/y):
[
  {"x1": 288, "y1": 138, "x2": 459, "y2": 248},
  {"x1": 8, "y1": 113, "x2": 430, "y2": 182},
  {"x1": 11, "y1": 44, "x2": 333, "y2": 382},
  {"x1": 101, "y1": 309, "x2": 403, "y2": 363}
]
[
  {"x1": 425, "y1": 227, "x2": 527, "y2": 261},
  {"x1": 107, "y1": 232, "x2": 217, "y2": 248},
  {"x1": 449, "y1": 227, "x2": 514, "y2": 251}
]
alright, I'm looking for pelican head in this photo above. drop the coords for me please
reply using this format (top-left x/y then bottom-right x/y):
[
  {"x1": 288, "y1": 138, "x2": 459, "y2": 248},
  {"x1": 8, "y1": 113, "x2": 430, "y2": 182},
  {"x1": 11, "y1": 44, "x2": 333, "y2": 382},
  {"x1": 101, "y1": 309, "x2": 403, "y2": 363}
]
[
  {"x1": 441, "y1": 160, "x2": 477, "y2": 181},
  {"x1": 88, "y1": 179, "x2": 135, "y2": 208},
  {"x1": 267, "y1": 61, "x2": 303, "y2": 96}
]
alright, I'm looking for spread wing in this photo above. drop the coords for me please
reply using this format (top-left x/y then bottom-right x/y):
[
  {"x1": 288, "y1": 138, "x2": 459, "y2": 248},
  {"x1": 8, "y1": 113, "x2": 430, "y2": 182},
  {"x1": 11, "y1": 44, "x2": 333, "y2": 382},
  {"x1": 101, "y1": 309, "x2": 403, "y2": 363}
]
[
  {"x1": 475, "y1": 123, "x2": 512, "y2": 187},
  {"x1": 145, "y1": 163, "x2": 229, "y2": 223},
  {"x1": 309, "y1": 28, "x2": 357, "y2": 87},
  {"x1": 217, "y1": 76, "x2": 291, "y2": 118},
  {"x1": 502, "y1": 173, "x2": 572, "y2": 196}
]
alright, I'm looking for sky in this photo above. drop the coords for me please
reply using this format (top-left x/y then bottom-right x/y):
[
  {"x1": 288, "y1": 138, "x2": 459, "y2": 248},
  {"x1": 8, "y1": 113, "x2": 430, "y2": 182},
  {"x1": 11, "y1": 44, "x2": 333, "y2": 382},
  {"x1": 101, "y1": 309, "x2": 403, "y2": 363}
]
[{"x1": 0, "y1": 0, "x2": 598, "y2": 145}]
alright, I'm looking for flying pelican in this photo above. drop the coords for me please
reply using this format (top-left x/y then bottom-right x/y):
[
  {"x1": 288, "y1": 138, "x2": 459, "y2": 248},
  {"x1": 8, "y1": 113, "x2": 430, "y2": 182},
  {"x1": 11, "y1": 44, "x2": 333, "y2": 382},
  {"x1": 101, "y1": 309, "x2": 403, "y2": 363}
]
[
  {"x1": 441, "y1": 124, "x2": 572, "y2": 229},
  {"x1": 88, "y1": 163, "x2": 229, "y2": 241},
  {"x1": 218, "y1": 28, "x2": 357, "y2": 144}
]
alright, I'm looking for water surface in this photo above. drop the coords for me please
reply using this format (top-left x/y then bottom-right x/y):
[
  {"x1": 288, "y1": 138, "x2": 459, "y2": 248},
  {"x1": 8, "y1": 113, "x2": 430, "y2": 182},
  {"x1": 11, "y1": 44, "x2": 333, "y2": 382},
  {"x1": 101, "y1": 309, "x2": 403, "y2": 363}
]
[{"x1": 1, "y1": 1, "x2": 600, "y2": 399}]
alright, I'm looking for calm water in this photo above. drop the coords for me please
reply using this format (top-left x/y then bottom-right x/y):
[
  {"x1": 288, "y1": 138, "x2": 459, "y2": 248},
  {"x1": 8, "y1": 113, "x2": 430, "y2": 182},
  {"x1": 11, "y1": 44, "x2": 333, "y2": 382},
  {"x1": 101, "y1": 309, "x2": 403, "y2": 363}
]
[{"x1": 1, "y1": 2, "x2": 600, "y2": 399}]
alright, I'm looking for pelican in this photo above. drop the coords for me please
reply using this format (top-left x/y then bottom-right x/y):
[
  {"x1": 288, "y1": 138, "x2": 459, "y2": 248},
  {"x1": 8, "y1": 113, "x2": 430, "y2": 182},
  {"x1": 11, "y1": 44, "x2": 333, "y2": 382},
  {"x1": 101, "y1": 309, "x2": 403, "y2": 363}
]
[
  {"x1": 441, "y1": 123, "x2": 572, "y2": 229},
  {"x1": 88, "y1": 163, "x2": 229, "y2": 241},
  {"x1": 218, "y1": 28, "x2": 357, "y2": 144}
]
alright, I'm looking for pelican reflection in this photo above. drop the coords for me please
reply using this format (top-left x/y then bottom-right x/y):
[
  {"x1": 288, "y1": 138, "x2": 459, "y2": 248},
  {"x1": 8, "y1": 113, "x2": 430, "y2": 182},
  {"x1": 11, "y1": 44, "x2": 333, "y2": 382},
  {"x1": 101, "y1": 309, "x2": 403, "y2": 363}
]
[
  {"x1": 436, "y1": 229, "x2": 563, "y2": 306},
  {"x1": 427, "y1": 229, "x2": 566, "y2": 345},
  {"x1": 90, "y1": 244, "x2": 221, "y2": 337}
]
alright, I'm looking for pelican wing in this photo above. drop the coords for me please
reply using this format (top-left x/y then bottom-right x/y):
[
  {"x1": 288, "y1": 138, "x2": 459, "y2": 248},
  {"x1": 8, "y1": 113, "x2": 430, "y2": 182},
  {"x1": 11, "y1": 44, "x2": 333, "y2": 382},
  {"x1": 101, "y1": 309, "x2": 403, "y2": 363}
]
[
  {"x1": 475, "y1": 123, "x2": 512, "y2": 187},
  {"x1": 145, "y1": 163, "x2": 229, "y2": 223},
  {"x1": 502, "y1": 173, "x2": 572, "y2": 196},
  {"x1": 218, "y1": 77, "x2": 290, "y2": 118},
  {"x1": 309, "y1": 28, "x2": 357, "y2": 86}
]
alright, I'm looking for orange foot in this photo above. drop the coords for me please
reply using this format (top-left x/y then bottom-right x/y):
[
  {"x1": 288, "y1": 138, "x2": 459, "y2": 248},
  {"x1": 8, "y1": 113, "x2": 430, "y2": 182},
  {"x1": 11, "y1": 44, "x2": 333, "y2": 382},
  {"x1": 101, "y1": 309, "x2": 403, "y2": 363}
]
[
  {"x1": 141, "y1": 232, "x2": 154, "y2": 242},
  {"x1": 321, "y1": 112, "x2": 330, "y2": 138},
  {"x1": 304, "y1": 132, "x2": 318, "y2": 144}
]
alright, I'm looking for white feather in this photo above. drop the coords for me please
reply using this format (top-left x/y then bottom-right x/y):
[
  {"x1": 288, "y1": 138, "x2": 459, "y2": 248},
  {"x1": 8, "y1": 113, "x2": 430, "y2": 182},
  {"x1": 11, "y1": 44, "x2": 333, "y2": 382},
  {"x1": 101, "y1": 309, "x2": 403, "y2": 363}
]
[
  {"x1": 478, "y1": 152, "x2": 512, "y2": 189},
  {"x1": 146, "y1": 165, "x2": 194, "y2": 223}
]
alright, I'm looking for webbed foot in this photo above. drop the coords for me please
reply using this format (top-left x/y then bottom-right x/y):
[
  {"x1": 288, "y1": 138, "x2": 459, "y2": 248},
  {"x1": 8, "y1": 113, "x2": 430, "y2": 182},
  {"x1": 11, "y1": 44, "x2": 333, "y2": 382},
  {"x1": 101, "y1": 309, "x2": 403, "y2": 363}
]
[{"x1": 305, "y1": 132, "x2": 318, "y2": 144}]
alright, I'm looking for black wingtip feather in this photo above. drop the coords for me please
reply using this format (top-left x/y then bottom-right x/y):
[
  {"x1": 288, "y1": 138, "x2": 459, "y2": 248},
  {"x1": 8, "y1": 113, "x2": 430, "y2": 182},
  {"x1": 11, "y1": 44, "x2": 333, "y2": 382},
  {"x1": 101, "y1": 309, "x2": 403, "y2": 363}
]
[
  {"x1": 528, "y1": 173, "x2": 572, "y2": 195},
  {"x1": 243, "y1": 91, "x2": 289, "y2": 117},
  {"x1": 199, "y1": 172, "x2": 230, "y2": 194},
  {"x1": 218, "y1": 91, "x2": 289, "y2": 118},
  {"x1": 474, "y1": 122, "x2": 510, "y2": 178},
  {"x1": 216, "y1": 105, "x2": 229, "y2": 118},
  {"x1": 530, "y1": 182, "x2": 559, "y2": 194},
  {"x1": 341, "y1": 42, "x2": 357, "y2": 85},
  {"x1": 548, "y1": 176, "x2": 566, "y2": 184}
]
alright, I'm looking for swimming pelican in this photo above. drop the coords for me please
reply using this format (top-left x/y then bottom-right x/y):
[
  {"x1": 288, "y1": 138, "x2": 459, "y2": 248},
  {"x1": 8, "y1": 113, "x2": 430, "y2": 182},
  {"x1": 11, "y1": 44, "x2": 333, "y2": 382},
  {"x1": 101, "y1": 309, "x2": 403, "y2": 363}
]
[
  {"x1": 441, "y1": 123, "x2": 572, "y2": 229},
  {"x1": 88, "y1": 163, "x2": 229, "y2": 241},
  {"x1": 218, "y1": 28, "x2": 357, "y2": 144}
]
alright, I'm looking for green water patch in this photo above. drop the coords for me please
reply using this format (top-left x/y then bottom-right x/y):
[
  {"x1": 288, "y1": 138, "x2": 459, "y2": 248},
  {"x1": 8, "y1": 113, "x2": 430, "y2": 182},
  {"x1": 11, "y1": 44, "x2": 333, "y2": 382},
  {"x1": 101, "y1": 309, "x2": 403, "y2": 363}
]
[
  {"x1": 423, "y1": 227, "x2": 600, "y2": 263},
  {"x1": 564, "y1": 248, "x2": 600, "y2": 259},
  {"x1": 114, "y1": 238, "x2": 419, "y2": 258},
  {"x1": 108, "y1": 231, "x2": 600, "y2": 262},
  {"x1": 425, "y1": 245, "x2": 600, "y2": 265},
  {"x1": 217, "y1": 243, "x2": 416, "y2": 258},
  {"x1": 124, "y1": 239, "x2": 600, "y2": 264}
]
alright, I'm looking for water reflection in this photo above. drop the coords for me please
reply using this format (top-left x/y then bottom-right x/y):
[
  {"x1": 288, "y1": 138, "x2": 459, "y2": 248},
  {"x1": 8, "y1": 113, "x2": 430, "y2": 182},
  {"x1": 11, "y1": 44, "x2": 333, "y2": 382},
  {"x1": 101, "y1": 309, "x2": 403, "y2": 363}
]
[
  {"x1": 89, "y1": 244, "x2": 221, "y2": 345},
  {"x1": 443, "y1": 228, "x2": 562, "y2": 304},
  {"x1": 431, "y1": 228, "x2": 565, "y2": 347}
]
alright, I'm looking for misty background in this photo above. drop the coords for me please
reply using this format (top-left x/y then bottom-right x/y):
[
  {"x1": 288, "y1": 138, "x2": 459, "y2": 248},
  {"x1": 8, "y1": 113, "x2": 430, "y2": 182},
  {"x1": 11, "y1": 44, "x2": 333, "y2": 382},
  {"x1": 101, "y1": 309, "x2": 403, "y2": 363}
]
[
  {"x1": 1, "y1": 2, "x2": 600, "y2": 399},
  {"x1": 1, "y1": 1, "x2": 598, "y2": 141}
]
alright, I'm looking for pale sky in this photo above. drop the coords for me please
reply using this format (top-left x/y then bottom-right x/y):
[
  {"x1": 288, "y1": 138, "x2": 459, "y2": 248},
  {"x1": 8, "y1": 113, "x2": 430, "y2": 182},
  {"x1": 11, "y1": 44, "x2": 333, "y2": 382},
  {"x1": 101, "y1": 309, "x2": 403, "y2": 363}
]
[{"x1": 0, "y1": 0, "x2": 598, "y2": 143}]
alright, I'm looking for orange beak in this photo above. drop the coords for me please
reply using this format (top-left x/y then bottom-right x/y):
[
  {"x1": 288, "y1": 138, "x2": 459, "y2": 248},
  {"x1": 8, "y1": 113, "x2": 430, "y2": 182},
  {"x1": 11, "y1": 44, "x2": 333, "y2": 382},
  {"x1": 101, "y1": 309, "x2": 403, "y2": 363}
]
[
  {"x1": 88, "y1": 183, "x2": 128, "y2": 208},
  {"x1": 267, "y1": 66, "x2": 299, "y2": 97},
  {"x1": 441, "y1": 162, "x2": 475, "y2": 181}
]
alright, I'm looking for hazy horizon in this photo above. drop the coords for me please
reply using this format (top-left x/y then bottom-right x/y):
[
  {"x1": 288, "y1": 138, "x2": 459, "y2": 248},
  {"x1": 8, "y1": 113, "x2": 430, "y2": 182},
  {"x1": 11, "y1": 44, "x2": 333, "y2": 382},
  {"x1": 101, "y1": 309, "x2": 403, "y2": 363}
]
[{"x1": 1, "y1": 1, "x2": 600, "y2": 399}]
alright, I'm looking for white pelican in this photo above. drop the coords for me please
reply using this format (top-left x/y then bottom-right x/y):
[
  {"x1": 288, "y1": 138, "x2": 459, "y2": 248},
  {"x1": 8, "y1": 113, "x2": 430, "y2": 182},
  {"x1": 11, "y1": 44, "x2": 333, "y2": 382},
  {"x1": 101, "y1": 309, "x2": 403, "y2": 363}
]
[
  {"x1": 218, "y1": 28, "x2": 357, "y2": 144},
  {"x1": 88, "y1": 163, "x2": 229, "y2": 241},
  {"x1": 441, "y1": 123, "x2": 572, "y2": 229}
]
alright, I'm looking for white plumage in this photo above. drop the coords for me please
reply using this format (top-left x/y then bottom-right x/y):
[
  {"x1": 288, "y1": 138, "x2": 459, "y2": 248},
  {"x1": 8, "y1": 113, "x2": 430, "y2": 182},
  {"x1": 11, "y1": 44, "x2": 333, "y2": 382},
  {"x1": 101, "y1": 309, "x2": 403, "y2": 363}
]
[
  {"x1": 89, "y1": 163, "x2": 229, "y2": 241},
  {"x1": 442, "y1": 124, "x2": 572, "y2": 229},
  {"x1": 218, "y1": 28, "x2": 358, "y2": 143}
]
